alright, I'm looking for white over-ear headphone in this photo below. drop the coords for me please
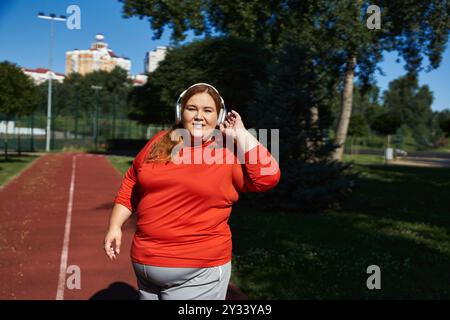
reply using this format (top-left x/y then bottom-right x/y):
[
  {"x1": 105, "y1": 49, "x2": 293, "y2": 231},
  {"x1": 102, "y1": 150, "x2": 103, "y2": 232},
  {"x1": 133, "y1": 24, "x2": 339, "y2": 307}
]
[{"x1": 175, "y1": 83, "x2": 227, "y2": 126}]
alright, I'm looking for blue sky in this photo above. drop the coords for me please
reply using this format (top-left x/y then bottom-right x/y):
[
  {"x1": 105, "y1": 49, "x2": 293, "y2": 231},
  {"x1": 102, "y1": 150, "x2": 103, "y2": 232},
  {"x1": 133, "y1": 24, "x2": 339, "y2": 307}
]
[{"x1": 1, "y1": 0, "x2": 449, "y2": 111}]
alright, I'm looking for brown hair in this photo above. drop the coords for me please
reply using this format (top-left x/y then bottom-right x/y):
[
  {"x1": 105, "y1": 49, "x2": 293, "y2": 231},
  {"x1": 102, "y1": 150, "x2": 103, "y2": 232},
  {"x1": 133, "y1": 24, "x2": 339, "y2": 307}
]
[{"x1": 145, "y1": 84, "x2": 223, "y2": 163}]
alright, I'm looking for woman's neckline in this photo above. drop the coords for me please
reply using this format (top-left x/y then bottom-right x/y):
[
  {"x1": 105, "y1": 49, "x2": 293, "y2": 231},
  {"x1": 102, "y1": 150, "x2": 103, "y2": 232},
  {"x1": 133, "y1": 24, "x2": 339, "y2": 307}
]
[{"x1": 186, "y1": 135, "x2": 216, "y2": 148}]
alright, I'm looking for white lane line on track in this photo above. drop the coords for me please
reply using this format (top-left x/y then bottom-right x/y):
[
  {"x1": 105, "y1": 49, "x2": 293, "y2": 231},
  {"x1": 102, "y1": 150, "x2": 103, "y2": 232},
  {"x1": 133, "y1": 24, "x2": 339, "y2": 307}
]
[{"x1": 56, "y1": 155, "x2": 77, "y2": 300}]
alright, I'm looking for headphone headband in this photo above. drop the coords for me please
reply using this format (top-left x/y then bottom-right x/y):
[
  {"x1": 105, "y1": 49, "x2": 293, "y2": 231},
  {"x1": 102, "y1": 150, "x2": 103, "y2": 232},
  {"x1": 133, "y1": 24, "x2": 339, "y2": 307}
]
[{"x1": 175, "y1": 83, "x2": 226, "y2": 125}]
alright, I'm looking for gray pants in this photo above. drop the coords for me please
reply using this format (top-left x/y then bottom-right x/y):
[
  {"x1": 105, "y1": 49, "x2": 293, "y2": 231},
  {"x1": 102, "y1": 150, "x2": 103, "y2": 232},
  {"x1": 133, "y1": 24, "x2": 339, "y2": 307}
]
[{"x1": 132, "y1": 261, "x2": 232, "y2": 300}]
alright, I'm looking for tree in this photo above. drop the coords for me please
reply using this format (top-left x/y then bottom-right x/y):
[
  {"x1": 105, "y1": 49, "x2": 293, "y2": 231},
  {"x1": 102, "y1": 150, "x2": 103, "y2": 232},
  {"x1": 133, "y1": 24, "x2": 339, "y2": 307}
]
[
  {"x1": 352, "y1": 83, "x2": 382, "y2": 127},
  {"x1": 347, "y1": 114, "x2": 370, "y2": 154},
  {"x1": 61, "y1": 72, "x2": 85, "y2": 139},
  {"x1": 320, "y1": 0, "x2": 449, "y2": 159},
  {"x1": 425, "y1": 110, "x2": 448, "y2": 148},
  {"x1": 0, "y1": 61, "x2": 40, "y2": 159},
  {"x1": 119, "y1": 0, "x2": 450, "y2": 161},
  {"x1": 127, "y1": 36, "x2": 269, "y2": 125},
  {"x1": 348, "y1": 114, "x2": 370, "y2": 138},
  {"x1": 86, "y1": 68, "x2": 132, "y2": 139},
  {"x1": 438, "y1": 109, "x2": 450, "y2": 137},
  {"x1": 243, "y1": 41, "x2": 354, "y2": 212},
  {"x1": 0, "y1": 61, "x2": 40, "y2": 116},
  {"x1": 346, "y1": 83, "x2": 382, "y2": 152},
  {"x1": 372, "y1": 111, "x2": 402, "y2": 136},
  {"x1": 119, "y1": 0, "x2": 301, "y2": 47},
  {"x1": 40, "y1": 67, "x2": 133, "y2": 140},
  {"x1": 371, "y1": 110, "x2": 402, "y2": 152},
  {"x1": 323, "y1": 1, "x2": 449, "y2": 160},
  {"x1": 382, "y1": 74, "x2": 434, "y2": 147}
]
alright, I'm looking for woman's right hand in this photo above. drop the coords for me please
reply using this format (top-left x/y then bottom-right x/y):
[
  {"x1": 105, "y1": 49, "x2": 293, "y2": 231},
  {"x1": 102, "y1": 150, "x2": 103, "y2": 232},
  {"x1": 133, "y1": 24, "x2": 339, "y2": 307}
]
[{"x1": 104, "y1": 226, "x2": 122, "y2": 261}]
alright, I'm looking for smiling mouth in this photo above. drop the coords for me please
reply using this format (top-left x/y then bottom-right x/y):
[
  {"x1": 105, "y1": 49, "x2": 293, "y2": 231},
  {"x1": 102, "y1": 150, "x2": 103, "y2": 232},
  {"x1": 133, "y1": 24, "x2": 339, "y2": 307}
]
[{"x1": 193, "y1": 123, "x2": 205, "y2": 129}]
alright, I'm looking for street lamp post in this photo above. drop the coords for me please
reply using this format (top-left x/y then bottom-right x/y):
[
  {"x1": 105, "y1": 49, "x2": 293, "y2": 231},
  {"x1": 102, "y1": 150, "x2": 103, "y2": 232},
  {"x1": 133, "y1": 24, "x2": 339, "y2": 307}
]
[{"x1": 38, "y1": 12, "x2": 66, "y2": 152}]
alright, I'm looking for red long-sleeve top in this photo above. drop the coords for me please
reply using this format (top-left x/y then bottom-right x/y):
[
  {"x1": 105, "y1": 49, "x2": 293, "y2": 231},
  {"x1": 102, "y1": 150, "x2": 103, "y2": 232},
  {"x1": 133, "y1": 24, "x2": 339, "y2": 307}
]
[{"x1": 114, "y1": 130, "x2": 281, "y2": 267}]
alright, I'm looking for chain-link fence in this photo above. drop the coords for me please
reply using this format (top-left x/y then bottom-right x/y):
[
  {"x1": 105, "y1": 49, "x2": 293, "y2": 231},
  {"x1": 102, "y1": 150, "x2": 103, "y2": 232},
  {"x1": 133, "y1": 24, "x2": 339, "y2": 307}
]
[{"x1": 0, "y1": 110, "x2": 166, "y2": 154}]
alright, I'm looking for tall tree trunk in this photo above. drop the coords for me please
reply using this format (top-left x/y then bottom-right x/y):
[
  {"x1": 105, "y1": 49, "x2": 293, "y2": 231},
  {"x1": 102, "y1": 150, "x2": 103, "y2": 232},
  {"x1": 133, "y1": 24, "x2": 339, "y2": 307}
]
[{"x1": 332, "y1": 55, "x2": 357, "y2": 161}]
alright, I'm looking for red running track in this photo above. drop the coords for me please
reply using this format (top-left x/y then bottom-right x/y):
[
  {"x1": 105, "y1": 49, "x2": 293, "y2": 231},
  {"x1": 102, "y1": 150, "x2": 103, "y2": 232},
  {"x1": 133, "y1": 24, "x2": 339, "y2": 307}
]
[
  {"x1": 0, "y1": 153, "x2": 136, "y2": 300},
  {"x1": 0, "y1": 152, "x2": 248, "y2": 300}
]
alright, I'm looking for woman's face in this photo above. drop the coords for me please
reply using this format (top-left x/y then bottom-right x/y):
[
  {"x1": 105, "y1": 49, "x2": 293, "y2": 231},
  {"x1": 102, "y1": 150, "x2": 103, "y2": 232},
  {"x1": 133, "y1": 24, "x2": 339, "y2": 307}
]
[{"x1": 182, "y1": 92, "x2": 218, "y2": 141}]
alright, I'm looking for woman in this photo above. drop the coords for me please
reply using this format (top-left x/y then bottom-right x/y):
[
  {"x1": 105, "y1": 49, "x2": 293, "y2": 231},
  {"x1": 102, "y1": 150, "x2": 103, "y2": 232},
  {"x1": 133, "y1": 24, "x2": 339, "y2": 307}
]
[{"x1": 104, "y1": 83, "x2": 280, "y2": 300}]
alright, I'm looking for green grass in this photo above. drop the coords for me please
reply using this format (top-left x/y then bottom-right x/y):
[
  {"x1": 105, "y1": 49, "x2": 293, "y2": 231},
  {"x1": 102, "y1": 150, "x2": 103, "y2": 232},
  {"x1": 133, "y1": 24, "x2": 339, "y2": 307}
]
[
  {"x1": 424, "y1": 146, "x2": 450, "y2": 152},
  {"x1": 230, "y1": 158, "x2": 450, "y2": 299},
  {"x1": 0, "y1": 154, "x2": 40, "y2": 187},
  {"x1": 107, "y1": 155, "x2": 134, "y2": 175},
  {"x1": 343, "y1": 154, "x2": 386, "y2": 166},
  {"x1": 345, "y1": 132, "x2": 450, "y2": 153},
  {"x1": 106, "y1": 154, "x2": 450, "y2": 299}
]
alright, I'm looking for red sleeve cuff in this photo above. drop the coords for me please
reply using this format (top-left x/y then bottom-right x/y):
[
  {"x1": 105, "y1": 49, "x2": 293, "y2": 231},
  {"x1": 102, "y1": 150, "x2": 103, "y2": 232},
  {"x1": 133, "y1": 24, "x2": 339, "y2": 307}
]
[
  {"x1": 244, "y1": 143, "x2": 272, "y2": 165},
  {"x1": 114, "y1": 198, "x2": 133, "y2": 213}
]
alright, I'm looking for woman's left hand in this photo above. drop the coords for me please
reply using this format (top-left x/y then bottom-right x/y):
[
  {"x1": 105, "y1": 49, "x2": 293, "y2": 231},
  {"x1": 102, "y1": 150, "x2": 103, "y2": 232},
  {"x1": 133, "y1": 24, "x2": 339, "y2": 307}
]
[{"x1": 219, "y1": 110, "x2": 246, "y2": 140}]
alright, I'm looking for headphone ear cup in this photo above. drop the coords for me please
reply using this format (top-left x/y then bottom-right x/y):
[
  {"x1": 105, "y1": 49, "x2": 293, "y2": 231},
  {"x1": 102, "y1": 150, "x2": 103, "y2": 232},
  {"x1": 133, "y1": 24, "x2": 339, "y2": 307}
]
[
  {"x1": 217, "y1": 108, "x2": 223, "y2": 125},
  {"x1": 175, "y1": 104, "x2": 180, "y2": 122},
  {"x1": 175, "y1": 89, "x2": 187, "y2": 123},
  {"x1": 217, "y1": 108, "x2": 225, "y2": 126}
]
